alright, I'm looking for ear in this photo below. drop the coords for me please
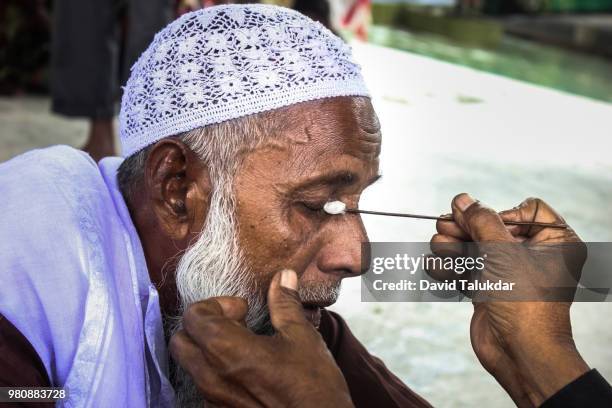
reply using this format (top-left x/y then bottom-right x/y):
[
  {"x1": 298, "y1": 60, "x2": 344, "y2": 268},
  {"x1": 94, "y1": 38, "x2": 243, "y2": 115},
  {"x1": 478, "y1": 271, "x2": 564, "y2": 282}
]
[{"x1": 144, "y1": 139, "x2": 211, "y2": 242}]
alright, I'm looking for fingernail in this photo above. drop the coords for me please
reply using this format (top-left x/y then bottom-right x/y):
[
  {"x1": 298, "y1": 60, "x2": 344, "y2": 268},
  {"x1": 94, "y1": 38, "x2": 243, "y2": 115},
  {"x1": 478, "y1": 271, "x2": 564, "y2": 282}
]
[
  {"x1": 280, "y1": 269, "x2": 298, "y2": 290},
  {"x1": 455, "y1": 193, "x2": 476, "y2": 212}
]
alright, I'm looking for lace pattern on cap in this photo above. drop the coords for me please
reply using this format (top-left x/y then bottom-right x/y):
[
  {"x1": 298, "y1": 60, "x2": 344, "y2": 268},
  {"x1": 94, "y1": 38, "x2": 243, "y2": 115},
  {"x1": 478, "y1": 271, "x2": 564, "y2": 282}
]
[{"x1": 119, "y1": 4, "x2": 369, "y2": 157}]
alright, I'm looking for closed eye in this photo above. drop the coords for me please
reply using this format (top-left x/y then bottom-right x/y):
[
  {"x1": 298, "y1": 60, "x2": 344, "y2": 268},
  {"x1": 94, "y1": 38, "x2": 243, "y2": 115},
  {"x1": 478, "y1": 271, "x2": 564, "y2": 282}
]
[{"x1": 300, "y1": 201, "x2": 325, "y2": 212}]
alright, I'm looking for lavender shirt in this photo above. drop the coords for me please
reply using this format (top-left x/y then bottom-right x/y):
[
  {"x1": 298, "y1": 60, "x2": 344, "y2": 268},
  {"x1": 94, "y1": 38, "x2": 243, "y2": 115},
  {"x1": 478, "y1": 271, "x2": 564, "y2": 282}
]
[{"x1": 0, "y1": 146, "x2": 175, "y2": 407}]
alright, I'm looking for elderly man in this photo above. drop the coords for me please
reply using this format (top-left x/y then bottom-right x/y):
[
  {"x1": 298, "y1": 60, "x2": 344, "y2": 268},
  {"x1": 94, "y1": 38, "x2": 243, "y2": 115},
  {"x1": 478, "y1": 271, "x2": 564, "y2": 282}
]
[
  {"x1": 0, "y1": 5, "x2": 416, "y2": 406},
  {"x1": 0, "y1": 4, "x2": 610, "y2": 408}
]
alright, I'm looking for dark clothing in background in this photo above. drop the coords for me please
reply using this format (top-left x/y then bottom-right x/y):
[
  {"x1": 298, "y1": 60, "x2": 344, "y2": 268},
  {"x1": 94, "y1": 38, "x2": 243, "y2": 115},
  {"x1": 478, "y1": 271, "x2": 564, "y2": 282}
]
[
  {"x1": 51, "y1": 0, "x2": 172, "y2": 118},
  {"x1": 1, "y1": 310, "x2": 611, "y2": 407},
  {"x1": 0, "y1": 0, "x2": 52, "y2": 95},
  {"x1": 293, "y1": 0, "x2": 336, "y2": 34}
]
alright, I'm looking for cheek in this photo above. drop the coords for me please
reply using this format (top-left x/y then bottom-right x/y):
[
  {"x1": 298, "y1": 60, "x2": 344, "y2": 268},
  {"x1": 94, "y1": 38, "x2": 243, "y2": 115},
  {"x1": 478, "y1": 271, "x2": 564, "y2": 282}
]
[
  {"x1": 236, "y1": 196, "x2": 324, "y2": 278},
  {"x1": 233, "y1": 149, "x2": 327, "y2": 279}
]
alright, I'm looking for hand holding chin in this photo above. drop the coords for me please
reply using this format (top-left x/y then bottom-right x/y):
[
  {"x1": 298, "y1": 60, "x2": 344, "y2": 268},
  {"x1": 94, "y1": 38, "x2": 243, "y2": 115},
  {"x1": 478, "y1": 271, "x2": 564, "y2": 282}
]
[{"x1": 170, "y1": 269, "x2": 354, "y2": 408}]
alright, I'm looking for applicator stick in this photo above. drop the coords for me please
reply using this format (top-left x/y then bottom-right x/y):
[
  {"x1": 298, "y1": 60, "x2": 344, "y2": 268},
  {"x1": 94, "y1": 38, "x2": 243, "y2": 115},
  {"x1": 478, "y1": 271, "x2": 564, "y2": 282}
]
[{"x1": 346, "y1": 209, "x2": 568, "y2": 229}]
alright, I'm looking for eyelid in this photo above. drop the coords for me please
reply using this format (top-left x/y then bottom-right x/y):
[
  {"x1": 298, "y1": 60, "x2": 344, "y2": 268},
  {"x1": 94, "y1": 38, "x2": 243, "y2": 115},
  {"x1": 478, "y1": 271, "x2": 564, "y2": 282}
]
[
  {"x1": 290, "y1": 189, "x2": 329, "y2": 203},
  {"x1": 298, "y1": 197, "x2": 340, "y2": 213},
  {"x1": 301, "y1": 200, "x2": 325, "y2": 210},
  {"x1": 296, "y1": 202, "x2": 326, "y2": 220}
]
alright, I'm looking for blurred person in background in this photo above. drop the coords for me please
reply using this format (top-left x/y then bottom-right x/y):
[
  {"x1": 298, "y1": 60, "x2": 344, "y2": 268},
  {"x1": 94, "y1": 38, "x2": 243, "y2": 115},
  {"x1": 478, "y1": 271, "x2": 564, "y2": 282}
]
[
  {"x1": 51, "y1": 0, "x2": 173, "y2": 161},
  {"x1": 0, "y1": 0, "x2": 51, "y2": 95},
  {"x1": 293, "y1": 0, "x2": 337, "y2": 34}
]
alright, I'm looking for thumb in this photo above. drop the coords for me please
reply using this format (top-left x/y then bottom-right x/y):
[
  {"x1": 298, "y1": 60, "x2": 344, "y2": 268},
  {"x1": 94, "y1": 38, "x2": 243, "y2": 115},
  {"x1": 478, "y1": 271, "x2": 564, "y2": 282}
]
[
  {"x1": 451, "y1": 193, "x2": 513, "y2": 242},
  {"x1": 267, "y1": 269, "x2": 308, "y2": 333}
]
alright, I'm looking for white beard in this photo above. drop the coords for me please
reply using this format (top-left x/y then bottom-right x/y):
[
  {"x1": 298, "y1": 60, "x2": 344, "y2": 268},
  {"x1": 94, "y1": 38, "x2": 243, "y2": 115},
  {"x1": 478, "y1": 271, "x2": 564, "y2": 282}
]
[
  {"x1": 167, "y1": 183, "x2": 270, "y2": 407},
  {"x1": 173, "y1": 190, "x2": 270, "y2": 334}
]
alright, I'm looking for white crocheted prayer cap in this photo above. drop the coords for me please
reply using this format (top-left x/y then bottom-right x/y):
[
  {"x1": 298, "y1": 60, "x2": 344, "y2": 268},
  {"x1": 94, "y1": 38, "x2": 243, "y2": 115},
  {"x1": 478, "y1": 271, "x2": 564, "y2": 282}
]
[{"x1": 119, "y1": 4, "x2": 370, "y2": 157}]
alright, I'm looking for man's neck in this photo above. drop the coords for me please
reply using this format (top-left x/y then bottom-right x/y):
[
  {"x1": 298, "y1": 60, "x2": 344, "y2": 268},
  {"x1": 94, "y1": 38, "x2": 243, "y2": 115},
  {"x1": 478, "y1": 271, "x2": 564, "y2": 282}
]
[{"x1": 126, "y1": 193, "x2": 183, "y2": 317}]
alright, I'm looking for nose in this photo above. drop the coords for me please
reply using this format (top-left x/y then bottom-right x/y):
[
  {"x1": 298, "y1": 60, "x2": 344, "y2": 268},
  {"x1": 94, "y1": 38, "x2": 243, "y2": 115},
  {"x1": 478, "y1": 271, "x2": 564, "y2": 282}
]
[{"x1": 316, "y1": 213, "x2": 369, "y2": 279}]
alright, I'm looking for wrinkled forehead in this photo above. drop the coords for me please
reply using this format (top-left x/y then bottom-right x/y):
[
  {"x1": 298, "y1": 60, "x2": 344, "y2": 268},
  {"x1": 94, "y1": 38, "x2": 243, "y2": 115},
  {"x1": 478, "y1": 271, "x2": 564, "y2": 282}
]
[
  {"x1": 281, "y1": 96, "x2": 382, "y2": 162},
  {"x1": 235, "y1": 97, "x2": 382, "y2": 193}
]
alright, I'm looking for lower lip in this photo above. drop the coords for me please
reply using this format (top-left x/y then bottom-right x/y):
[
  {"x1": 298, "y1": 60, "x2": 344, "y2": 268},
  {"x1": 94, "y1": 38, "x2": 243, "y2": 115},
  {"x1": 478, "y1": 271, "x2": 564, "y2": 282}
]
[{"x1": 302, "y1": 306, "x2": 322, "y2": 328}]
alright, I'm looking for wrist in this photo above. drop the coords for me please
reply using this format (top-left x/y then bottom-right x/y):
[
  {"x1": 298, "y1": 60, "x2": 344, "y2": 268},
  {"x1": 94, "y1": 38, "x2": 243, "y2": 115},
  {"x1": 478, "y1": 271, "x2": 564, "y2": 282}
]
[{"x1": 509, "y1": 334, "x2": 589, "y2": 406}]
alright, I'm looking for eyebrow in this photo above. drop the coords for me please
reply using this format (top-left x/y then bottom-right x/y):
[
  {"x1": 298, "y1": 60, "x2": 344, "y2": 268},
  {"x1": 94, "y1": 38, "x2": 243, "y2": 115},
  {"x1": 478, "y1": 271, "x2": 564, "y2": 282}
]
[{"x1": 296, "y1": 171, "x2": 382, "y2": 191}]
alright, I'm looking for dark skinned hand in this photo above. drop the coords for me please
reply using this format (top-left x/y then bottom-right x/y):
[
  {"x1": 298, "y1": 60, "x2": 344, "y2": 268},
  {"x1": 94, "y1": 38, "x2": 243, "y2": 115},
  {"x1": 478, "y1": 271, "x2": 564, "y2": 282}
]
[
  {"x1": 169, "y1": 269, "x2": 354, "y2": 408},
  {"x1": 431, "y1": 194, "x2": 590, "y2": 407}
]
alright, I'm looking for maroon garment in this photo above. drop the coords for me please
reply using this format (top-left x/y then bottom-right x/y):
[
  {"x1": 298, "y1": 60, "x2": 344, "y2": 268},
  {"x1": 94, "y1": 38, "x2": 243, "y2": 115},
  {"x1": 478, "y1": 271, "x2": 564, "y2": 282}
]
[
  {"x1": 0, "y1": 311, "x2": 429, "y2": 407},
  {"x1": 319, "y1": 309, "x2": 431, "y2": 407},
  {"x1": 0, "y1": 315, "x2": 53, "y2": 407}
]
